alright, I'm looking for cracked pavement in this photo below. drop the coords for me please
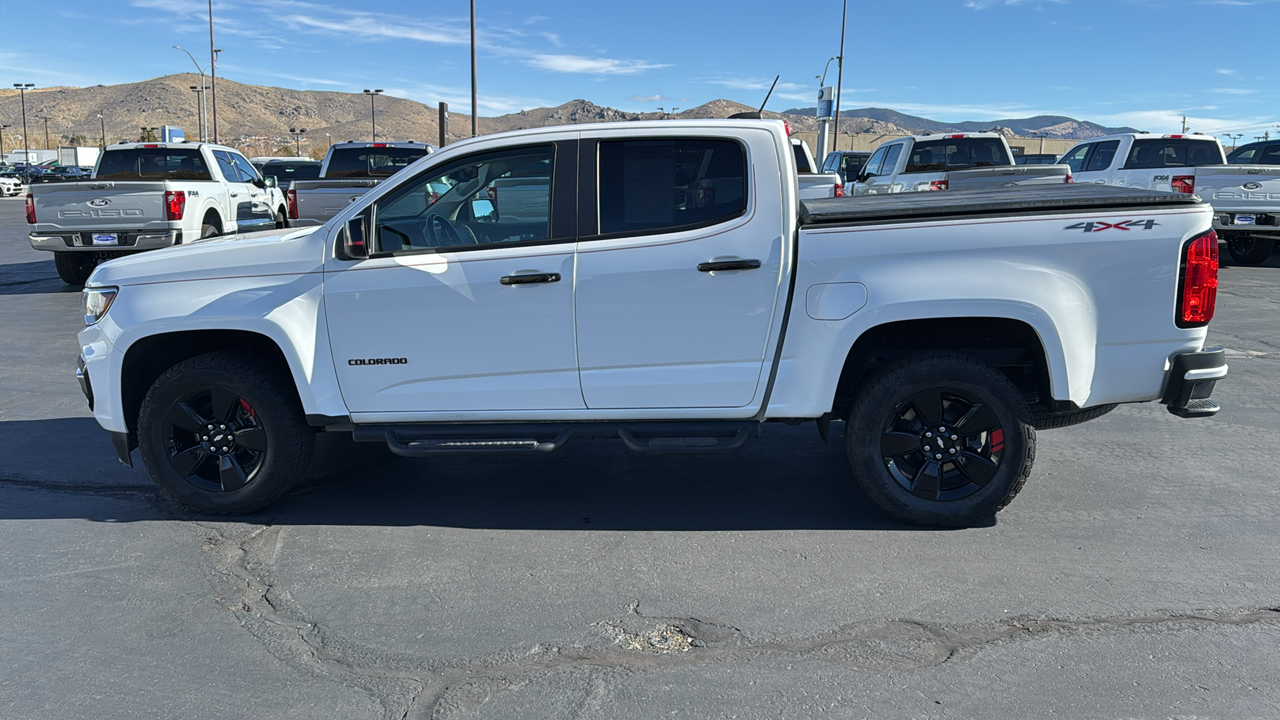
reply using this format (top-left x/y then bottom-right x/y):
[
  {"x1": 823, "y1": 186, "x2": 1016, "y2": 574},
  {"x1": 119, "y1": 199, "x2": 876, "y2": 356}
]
[{"x1": 2, "y1": 197, "x2": 1279, "y2": 718}]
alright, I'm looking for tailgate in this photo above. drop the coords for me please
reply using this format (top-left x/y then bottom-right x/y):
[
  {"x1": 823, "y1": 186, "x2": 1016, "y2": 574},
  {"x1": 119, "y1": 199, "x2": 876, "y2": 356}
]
[
  {"x1": 293, "y1": 179, "x2": 380, "y2": 224},
  {"x1": 947, "y1": 164, "x2": 1070, "y2": 190},
  {"x1": 1195, "y1": 165, "x2": 1280, "y2": 215},
  {"x1": 31, "y1": 181, "x2": 170, "y2": 233}
]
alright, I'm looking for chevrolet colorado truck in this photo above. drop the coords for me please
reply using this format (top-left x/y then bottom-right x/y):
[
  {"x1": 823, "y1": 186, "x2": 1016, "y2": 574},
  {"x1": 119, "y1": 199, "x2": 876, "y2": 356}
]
[
  {"x1": 28, "y1": 142, "x2": 287, "y2": 285},
  {"x1": 287, "y1": 141, "x2": 434, "y2": 227},
  {"x1": 851, "y1": 133, "x2": 1071, "y2": 195},
  {"x1": 1058, "y1": 133, "x2": 1280, "y2": 264},
  {"x1": 74, "y1": 119, "x2": 1226, "y2": 526}
]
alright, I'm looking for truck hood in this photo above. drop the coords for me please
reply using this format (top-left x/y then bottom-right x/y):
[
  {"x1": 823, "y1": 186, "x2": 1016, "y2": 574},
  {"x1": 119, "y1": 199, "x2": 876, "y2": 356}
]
[{"x1": 86, "y1": 226, "x2": 325, "y2": 288}]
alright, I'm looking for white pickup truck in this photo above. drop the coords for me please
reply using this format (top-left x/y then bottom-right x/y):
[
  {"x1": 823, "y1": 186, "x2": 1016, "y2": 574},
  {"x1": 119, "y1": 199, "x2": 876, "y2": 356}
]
[
  {"x1": 791, "y1": 138, "x2": 845, "y2": 199},
  {"x1": 28, "y1": 142, "x2": 287, "y2": 285},
  {"x1": 851, "y1": 133, "x2": 1071, "y2": 195},
  {"x1": 287, "y1": 141, "x2": 434, "y2": 227},
  {"x1": 1058, "y1": 133, "x2": 1280, "y2": 264},
  {"x1": 74, "y1": 119, "x2": 1226, "y2": 527}
]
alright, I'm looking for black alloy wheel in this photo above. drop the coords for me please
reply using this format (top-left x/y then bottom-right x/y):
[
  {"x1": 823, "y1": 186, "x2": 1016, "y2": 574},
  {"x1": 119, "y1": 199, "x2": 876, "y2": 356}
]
[
  {"x1": 161, "y1": 387, "x2": 267, "y2": 493},
  {"x1": 1224, "y1": 234, "x2": 1274, "y2": 266},
  {"x1": 879, "y1": 387, "x2": 1004, "y2": 502}
]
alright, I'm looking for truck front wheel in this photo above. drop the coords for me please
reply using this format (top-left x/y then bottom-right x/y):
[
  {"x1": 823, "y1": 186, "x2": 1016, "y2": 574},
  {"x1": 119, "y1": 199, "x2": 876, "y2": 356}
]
[
  {"x1": 137, "y1": 352, "x2": 314, "y2": 514},
  {"x1": 54, "y1": 253, "x2": 98, "y2": 286},
  {"x1": 845, "y1": 353, "x2": 1036, "y2": 527}
]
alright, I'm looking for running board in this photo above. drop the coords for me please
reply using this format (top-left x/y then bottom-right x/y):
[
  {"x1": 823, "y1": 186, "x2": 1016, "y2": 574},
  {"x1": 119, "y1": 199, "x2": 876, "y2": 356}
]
[{"x1": 354, "y1": 421, "x2": 759, "y2": 457}]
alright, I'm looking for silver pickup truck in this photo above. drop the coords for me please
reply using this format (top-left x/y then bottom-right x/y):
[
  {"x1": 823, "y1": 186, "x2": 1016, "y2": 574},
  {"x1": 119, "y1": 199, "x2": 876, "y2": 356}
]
[
  {"x1": 852, "y1": 133, "x2": 1071, "y2": 195},
  {"x1": 287, "y1": 141, "x2": 435, "y2": 226},
  {"x1": 27, "y1": 142, "x2": 286, "y2": 285}
]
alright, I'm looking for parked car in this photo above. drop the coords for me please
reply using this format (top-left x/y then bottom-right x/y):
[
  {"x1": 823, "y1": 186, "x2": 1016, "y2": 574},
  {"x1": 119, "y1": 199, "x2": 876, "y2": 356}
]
[
  {"x1": 27, "y1": 141, "x2": 288, "y2": 285},
  {"x1": 75, "y1": 119, "x2": 1224, "y2": 527},
  {"x1": 1015, "y1": 153, "x2": 1060, "y2": 165},
  {"x1": 254, "y1": 158, "x2": 321, "y2": 191},
  {"x1": 791, "y1": 138, "x2": 844, "y2": 199},
  {"x1": 1226, "y1": 140, "x2": 1280, "y2": 165},
  {"x1": 1059, "y1": 133, "x2": 1280, "y2": 264},
  {"x1": 851, "y1": 133, "x2": 1070, "y2": 195},
  {"x1": 34, "y1": 166, "x2": 92, "y2": 182},
  {"x1": 822, "y1": 150, "x2": 872, "y2": 184},
  {"x1": 0, "y1": 175, "x2": 21, "y2": 197},
  {"x1": 288, "y1": 142, "x2": 435, "y2": 226}
]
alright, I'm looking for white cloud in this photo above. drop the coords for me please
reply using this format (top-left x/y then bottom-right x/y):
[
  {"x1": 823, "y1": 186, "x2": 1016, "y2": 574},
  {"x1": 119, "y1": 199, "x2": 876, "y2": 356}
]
[
  {"x1": 629, "y1": 94, "x2": 674, "y2": 103},
  {"x1": 382, "y1": 84, "x2": 548, "y2": 117},
  {"x1": 527, "y1": 55, "x2": 669, "y2": 75},
  {"x1": 964, "y1": 0, "x2": 1067, "y2": 8},
  {"x1": 1212, "y1": 88, "x2": 1257, "y2": 95},
  {"x1": 280, "y1": 13, "x2": 468, "y2": 45},
  {"x1": 1089, "y1": 109, "x2": 1273, "y2": 134},
  {"x1": 1217, "y1": 68, "x2": 1239, "y2": 76}
]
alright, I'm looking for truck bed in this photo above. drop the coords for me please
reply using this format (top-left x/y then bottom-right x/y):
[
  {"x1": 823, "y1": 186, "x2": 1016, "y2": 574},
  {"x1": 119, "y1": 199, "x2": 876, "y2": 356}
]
[{"x1": 800, "y1": 184, "x2": 1202, "y2": 226}]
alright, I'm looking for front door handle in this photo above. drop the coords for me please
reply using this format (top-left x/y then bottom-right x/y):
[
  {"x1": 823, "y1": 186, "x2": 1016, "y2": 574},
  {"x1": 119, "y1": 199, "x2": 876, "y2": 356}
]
[
  {"x1": 500, "y1": 272, "x2": 561, "y2": 285},
  {"x1": 230, "y1": 192, "x2": 240, "y2": 197},
  {"x1": 698, "y1": 259, "x2": 761, "y2": 272}
]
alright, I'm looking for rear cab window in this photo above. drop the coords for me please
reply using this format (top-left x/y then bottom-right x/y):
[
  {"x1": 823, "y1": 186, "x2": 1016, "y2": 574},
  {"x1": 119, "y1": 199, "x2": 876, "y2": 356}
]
[
  {"x1": 1124, "y1": 139, "x2": 1224, "y2": 169},
  {"x1": 95, "y1": 148, "x2": 213, "y2": 180},
  {"x1": 326, "y1": 147, "x2": 430, "y2": 178},
  {"x1": 597, "y1": 138, "x2": 747, "y2": 236},
  {"x1": 902, "y1": 137, "x2": 1011, "y2": 174}
]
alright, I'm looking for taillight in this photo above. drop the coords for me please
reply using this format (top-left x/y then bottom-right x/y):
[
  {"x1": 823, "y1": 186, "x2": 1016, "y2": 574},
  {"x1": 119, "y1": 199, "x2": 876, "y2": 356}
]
[
  {"x1": 25, "y1": 193, "x2": 36, "y2": 224},
  {"x1": 1064, "y1": 174, "x2": 1074, "y2": 184},
  {"x1": 833, "y1": 182, "x2": 844, "y2": 198},
  {"x1": 928, "y1": 180, "x2": 949, "y2": 191},
  {"x1": 369, "y1": 143, "x2": 387, "y2": 147},
  {"x1": 287, "y1": 188, "x2": 298, "y2": 219},
  {"x1": 1176, "y1": 230, "x2": 1218, "y2": 328},
  {"x1": 164, "y1": 190, "x2": 186, "y2": 221},
  {"x1": 1172, "y1": 175, "x2": 1195, "y2": 194},
  {"x1": 783, "y1": 121, "x2": 793, "y2": 137},
  {"x1": 946, "y1": 134, "x2": 964, "y2": 139}
]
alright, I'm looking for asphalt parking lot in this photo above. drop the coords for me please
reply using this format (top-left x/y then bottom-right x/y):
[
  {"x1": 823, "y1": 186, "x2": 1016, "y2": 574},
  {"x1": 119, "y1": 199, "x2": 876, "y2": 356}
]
[{"x1": 1, "y1": 194, "x2": 1278, "y2": 719}]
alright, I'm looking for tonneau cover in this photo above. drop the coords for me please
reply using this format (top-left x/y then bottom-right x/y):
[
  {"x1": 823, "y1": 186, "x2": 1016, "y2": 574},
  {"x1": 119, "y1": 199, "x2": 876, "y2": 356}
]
[{"x1": 800, "y1": 184, "x2": 1203, "y2": 226}]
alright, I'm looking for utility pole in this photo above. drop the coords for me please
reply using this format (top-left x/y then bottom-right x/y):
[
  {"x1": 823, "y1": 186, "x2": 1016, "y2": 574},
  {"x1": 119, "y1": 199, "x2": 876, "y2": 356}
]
[
  {"x1": 36, "y1": 115, "x2": 50, "y2": 150},
  {"x1": 363, "y1": 89, "x2": 383, "y2": 141},
  {"x1": 208, "y1": 0, "x2": 219, "y2": 143},
  {"x1": 438, "y1": 102, "x2": 449, "y2": 146},
  {"x1": 97, "y1": 114, "x2": 106, "y2": 148},
  {"x1": 190, "y1": 85, "x2": 208, "y2": 140},
  {"x1": 0, "y1": 124, "x2": 9, "y2": 159},
  {"x1": 1181, "y1": 116, "x2": 1188, "y2": 134},
  {"x1": 470, "y1": 0, "x2": 478, "y2": 137},
  {"x1": 833, "y1": 0, "x2": 847, "y2": 142},
  {"x1": 13, "y1": 83, "x2": 34, "y2": 164}
]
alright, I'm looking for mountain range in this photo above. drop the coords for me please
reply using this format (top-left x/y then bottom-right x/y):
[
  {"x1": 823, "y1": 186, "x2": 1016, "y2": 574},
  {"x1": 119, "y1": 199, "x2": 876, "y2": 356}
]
[{"x1": 0, "y1": 75, "x2": 1133, "y2": 159}]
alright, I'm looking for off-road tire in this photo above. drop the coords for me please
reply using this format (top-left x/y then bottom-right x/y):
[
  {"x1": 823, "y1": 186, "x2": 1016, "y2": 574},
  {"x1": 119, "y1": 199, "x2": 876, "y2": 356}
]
[
  {"x1": 1223, "y1": 233, "x2": 1274, "y2": 266},
  {"x1": 54, "y1": 252, "x2": 97, "y2": 286},
  {"x1": 1032, "y1": 403, "x2": 1116, "y2": 430},
  {"x1": 845, "y1": 353, "x2": 1036, "y2": 527},
  {"x1": 137, "y1": 351, "x2": 314, "y2": 514}
]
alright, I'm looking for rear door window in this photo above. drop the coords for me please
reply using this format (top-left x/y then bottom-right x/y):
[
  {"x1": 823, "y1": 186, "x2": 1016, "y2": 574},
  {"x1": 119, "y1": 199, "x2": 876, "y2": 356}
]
[
  {"x1": 94, "y1": 148, "x2": 213, "y2": 180},
  {"x1": 597, "y1": 138, "x2": 747, "y2": 236},
  {"x1": 1125, "y1": 139, "x2": 1224, "y2": 169},
  {"x1": 1084, "y1": 141, "x2": 1119, "y2": 172},
  {"x1": 1257, "y1": 145, "x2": 1280, "y2": 165},
  {"x1": 881, "y1": 145, "x2": 903, "y2": 175}
]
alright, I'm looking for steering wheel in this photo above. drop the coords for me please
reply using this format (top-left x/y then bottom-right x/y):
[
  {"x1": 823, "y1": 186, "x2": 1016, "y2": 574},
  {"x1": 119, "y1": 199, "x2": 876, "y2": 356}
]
[{"x1": 425, "y1": 213, "x2": 463, "y2": 247}]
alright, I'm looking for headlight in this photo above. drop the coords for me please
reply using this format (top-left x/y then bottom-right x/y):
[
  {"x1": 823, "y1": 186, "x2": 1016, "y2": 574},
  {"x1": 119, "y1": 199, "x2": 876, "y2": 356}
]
[{"x1": 82, "y1": 287, "x2": 118, "y2": 325}]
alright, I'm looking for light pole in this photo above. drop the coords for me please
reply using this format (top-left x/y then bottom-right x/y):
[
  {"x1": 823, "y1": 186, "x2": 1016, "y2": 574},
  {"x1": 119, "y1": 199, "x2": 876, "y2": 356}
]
[
  {"x1": 470, "y1": 0, "x2": 478, "y2": 137},
  {"x1": 189, "y1": 85, "x2": 208, "y2": 140},
  {"x1": 1224, "y1": 133, "x2": 1243, "y2": 151},
  {"x1": 289, "y1": 127, "x2": 307, "y2": 156},
  {"x1": 833, "y1": 0, "x2": 847, "y2": 140},
  {"x1": 174, "y1": 45, "x2": 209, "y2": 142},
  {"x1": 208, "y1": 0, "x2": 220, "y2": 143},
  {"x1": 96, "y1": 114, "x2": 106, "y2": 148},
  {"x1": 0, "y1": 124, "x2": 9, "y2": 159},
  {"x1": 13, "y1": 83, "x2": 34, "y2": 164},
  {"x1": 363, "y1": 89, "x2": 383, "y2": 142}
]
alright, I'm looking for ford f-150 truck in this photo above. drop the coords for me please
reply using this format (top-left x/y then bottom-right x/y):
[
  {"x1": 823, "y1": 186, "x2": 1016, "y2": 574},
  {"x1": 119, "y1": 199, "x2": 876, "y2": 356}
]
[
  {"x1": 28, "y1": 142, "x2": 287, "y2": 285},
  {"x1": 287, "y1": 141, "x2": 434, "y2": 227},
  {"x1": 1058, "y1": 133, "x2": 1280, "y2": 264},
  {"x1": 851, "y1": 133, "x2": 1071, "y2": 195},
  {"x1": 74, "y1": 119, "x2": 1225, "y2": 527}
]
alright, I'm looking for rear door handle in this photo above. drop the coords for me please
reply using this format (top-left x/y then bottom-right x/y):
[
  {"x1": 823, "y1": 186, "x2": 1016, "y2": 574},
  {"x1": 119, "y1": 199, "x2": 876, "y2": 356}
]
[
  {"x1": 698, "y1": 259, "x2": 761, "y2": 272},
  {"x1": 500, "y1": 272, "x2": 560, "y2": 285}
]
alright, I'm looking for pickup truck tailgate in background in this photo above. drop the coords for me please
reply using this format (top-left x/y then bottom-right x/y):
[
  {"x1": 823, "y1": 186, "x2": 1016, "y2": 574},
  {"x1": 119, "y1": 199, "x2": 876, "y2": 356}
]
[
  {"x1": 31, "y1": 181, "x2": 169, "y2": 233},
  {"x1": 1194, "y1": 165, "x2": 1280, "y2": 214},
  {"x1": 945, "y1": 164, "x2": 1070, "y2": 190}
]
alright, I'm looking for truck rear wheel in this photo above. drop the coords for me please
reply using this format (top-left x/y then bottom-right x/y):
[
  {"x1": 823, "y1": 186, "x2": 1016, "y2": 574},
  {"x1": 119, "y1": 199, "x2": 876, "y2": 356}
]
[
  {"x1": 201, "y1": 223, "x2": 220, "y2": 239},
  {"x1": 1223, "y1": 233, "x2": 1274, "y2": 266},
  {"x1": 844, "y1": 353, "x2": 1036, "y2": 527},
  {"x1": 137, "y1": 351, "x2": 314, "y2": 515},
  {"x1": 54, "y1": 252, "x2": 97, "y2": 286}
]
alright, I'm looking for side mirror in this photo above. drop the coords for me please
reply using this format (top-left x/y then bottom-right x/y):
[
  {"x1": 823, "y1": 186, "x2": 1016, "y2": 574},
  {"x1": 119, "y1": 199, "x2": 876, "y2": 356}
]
[
  {"x1": 262, "y1": 176, "x2": 278, "y2": 189},
  {"x1": 854, "y1": 173, "x2": 868, "y2": 183},
  {"x1": 342, "y1": 214, "x2": 368, "y2": 260},
  {"x1": 471, "y1": 198, "x2": 496, "y2": 221}
]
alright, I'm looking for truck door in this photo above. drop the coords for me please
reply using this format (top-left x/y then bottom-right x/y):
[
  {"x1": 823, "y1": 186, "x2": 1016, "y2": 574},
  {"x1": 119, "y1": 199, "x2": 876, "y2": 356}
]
[
  {"x1": 229, "y1": 152, "x2": 277, "y2": 227},
  {"x1": 572, "y1": 133, "x2": 785, "y2": 409},
  {"x1": 324, "y1": 139, "x2": 583, "y2": 415},
  {"x1": 212, "y1": 151, "x2": 270, "y2": 230},
  {"x1": 852, "y1": 146, "x2": 888, "y2": 196}
]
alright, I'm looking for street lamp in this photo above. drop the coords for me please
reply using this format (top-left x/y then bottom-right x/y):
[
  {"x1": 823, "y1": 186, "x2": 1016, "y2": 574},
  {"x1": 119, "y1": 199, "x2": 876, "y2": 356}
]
[
  {"x1": 289, "y1": 127, "x2": 307, "y2": 156},
  {"x1": 189, "y1": 85, "x2": 208, "y2": 141},
  {"x1": 363, "y1": 89, "x2": 383, "y2": 142},
  {"x1": 817, "y1": 56, "x2": 836, "y2": 85},
  {"x1": 13, "y1": 83, "x2": 34, "y2": 164},
  {"x1": 0, "y1": 124, "x2": 9, "y2": 159},
  {"x1": 174, "y1": 45, "x2": 210, "y2": 142},
  {"x1": 1223, "y1": 133, "x2": 1244, "y2": 151}
]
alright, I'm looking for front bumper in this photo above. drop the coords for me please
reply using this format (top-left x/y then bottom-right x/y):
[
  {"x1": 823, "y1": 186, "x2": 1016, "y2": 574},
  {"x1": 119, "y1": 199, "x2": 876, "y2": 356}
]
[
  {"x1": 30, "y1": 230, "x2": 182, "y2": 252},
  {"x1": 77, "y1": 352, "x2": 134, "y2": 467},
  {"x1": 1161, "y1": 348, "x2": 1227, "y2": 418}
]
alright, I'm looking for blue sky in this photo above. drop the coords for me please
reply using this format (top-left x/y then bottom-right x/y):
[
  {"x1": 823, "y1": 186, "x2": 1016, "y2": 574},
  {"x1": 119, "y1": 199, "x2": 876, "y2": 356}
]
[{"x1": 1, "y1": 0, "x2": 1277, "y2": 138}]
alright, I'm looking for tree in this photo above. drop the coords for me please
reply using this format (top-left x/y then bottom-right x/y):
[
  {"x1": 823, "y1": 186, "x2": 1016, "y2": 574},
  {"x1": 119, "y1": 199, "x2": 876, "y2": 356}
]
[{"x1": 138, "y1": 128, "x2": 159, "y2": 142}]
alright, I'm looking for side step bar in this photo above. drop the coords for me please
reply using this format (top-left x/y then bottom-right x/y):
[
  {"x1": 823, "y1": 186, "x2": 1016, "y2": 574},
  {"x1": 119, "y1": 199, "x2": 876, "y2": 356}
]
[{"x1": 353, "y1": 421, "x2": 759, "y2": 458}]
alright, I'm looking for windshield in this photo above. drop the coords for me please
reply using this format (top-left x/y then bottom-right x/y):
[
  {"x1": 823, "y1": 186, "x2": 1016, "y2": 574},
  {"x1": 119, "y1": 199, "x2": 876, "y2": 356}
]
[
  {"x1": 903, "y1": 138, "x2": 1011, "y2": 173},
  {"x1": 325, "y1": 147, "x2": 429, "y2": 178},
  {"x1": 95, "y1": 148, "x2": 212, "y2": 180}
]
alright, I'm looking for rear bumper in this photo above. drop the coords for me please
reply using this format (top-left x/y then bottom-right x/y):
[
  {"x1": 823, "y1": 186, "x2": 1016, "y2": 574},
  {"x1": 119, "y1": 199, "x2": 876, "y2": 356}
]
[
  {"x1": 1161, "y1": 348, "x2": 1227, "y2": 418},
  {"x1": 1213, "y1": 213, "x2": 1280, "y2": 239},
  {"x1": 30, "y1": 230, "x2": 182, "y2": 252}
]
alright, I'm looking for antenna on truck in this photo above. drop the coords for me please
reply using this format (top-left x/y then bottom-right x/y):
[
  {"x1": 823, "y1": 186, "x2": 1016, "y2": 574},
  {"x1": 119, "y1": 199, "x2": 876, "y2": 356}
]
[{"x1": 727, "y1": 75, "x2": 780, "y2": 120}]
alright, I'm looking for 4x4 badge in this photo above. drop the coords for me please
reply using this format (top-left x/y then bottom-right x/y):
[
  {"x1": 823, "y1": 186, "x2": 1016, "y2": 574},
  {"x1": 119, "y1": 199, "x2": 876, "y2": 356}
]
[{"x1": 1064, "y1": 219, "x2": 1160, "y2": 232}]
